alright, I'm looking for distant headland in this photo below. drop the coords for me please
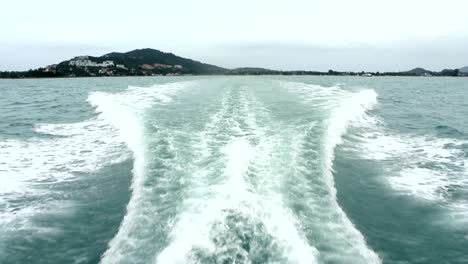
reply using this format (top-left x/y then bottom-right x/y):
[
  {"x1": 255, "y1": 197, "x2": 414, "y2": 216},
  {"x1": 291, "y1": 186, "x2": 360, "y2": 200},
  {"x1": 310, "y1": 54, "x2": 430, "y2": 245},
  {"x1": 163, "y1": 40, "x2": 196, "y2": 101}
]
[{"x1": 1, "y1": 48, "x2": 467, "y2": 78}]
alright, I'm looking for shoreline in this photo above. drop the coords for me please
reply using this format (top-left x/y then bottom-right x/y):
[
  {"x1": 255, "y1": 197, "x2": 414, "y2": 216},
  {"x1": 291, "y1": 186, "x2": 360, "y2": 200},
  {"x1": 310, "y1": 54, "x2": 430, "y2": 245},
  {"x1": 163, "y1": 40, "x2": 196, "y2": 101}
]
[{"x1": 1, "y1": 74, "x2": 467, "y2": 80}]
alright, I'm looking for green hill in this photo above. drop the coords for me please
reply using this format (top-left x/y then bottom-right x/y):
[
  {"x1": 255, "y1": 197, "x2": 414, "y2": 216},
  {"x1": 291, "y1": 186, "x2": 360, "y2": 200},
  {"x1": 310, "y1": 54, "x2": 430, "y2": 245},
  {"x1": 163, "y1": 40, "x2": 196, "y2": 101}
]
[
  {"x1": 18, "y1": 48, "x2": 230, "y2": 77},
  {"x1": 403, "y1": 67, "x2": 433, "y2": 76},
  {"x1": 102, "y1": 48, "x2": 227, "y2": 74}
]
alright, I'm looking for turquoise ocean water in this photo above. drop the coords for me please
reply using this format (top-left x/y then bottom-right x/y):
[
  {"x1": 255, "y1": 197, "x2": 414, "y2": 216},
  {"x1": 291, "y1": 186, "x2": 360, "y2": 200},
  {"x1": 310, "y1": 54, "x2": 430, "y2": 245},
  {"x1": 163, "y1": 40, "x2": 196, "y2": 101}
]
[{"x1": 0, "y1": 76, "x2": 467, "y2": 263}]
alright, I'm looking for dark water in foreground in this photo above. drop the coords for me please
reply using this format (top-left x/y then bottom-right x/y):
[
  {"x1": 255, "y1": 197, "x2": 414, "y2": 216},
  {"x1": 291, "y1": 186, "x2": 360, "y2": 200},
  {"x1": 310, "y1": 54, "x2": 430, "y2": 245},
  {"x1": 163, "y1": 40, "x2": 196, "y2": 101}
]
[{"x1": 0, "y1": 76, "x2": 467, "y2": 263}]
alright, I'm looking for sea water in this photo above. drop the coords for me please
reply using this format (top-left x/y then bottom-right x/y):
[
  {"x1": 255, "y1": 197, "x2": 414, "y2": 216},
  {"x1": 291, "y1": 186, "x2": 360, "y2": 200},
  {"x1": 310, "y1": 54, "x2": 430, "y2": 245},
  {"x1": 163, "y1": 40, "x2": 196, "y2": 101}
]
[{"x1": 0, "y1": 76, "x2": 467, "y2": 263}]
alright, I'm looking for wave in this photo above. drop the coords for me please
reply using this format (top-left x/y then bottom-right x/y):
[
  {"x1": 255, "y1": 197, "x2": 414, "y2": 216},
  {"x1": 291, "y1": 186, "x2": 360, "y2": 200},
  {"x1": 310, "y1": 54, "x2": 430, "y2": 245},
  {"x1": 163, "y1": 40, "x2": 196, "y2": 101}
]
[
  {"x1": 0, "y1": 81, "x2": 189, "y2": 201},
  {"x1": 282, "y1": 81, "x2": 381, "y2": 263},
  {"x1": 348, "y1": 116, "x2": 468, "y2": 201},
  {"x1": 0, "y1": 120, "x2": 127, "y2": 194},
  {"x1": 0, "y1": 118, "x2": 128, "y2": 237},
  {"x1": 0, "y1": 81, "x2": 192, "y2": 261},
  {"x1": 434, "y1": 125, "x2": 464, "y2": 137},
  {"x1": 98, "y1": 81, "x2": 193, "y2": 263},
  {"x1": 0, "y1": 82, "x2": 193, "y2": 243},
  {"x1": 345, "y1": 102, "x2": 468, "y2": 225}
]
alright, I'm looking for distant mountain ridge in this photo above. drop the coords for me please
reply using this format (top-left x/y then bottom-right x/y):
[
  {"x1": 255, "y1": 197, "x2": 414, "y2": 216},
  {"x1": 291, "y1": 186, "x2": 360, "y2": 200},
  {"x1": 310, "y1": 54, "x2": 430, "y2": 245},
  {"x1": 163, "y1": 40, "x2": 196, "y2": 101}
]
[
  {"x1": 229, "y1": 67, "x2": 280, "y2": 75},
  {"x1": 400, "y1": 67, "x2": 465, "y2": 77},
  {"x1": 404, "y1": 67, "x2": 433, "y2": 75},
  {"x1": 0, "y1": 48, "x2": 467, "y2": 78}
]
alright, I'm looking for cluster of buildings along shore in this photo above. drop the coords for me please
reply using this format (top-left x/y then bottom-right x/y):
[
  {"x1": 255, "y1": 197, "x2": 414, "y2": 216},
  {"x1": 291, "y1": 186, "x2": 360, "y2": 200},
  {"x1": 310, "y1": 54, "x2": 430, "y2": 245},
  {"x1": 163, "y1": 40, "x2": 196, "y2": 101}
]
[
  {"x1": 42, "y1": 56, "x2": 185, "y2": 76},
  {"x1": 68, "y1": 56, "x2": 125, "y2": 68}
]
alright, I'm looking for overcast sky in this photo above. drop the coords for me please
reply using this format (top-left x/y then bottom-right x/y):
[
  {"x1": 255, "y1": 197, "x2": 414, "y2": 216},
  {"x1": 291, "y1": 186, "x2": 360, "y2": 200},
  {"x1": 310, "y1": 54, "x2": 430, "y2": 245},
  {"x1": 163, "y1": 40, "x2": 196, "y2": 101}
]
[{"x1": 1, "y1": 0, "x2": 467, "y2": 71}]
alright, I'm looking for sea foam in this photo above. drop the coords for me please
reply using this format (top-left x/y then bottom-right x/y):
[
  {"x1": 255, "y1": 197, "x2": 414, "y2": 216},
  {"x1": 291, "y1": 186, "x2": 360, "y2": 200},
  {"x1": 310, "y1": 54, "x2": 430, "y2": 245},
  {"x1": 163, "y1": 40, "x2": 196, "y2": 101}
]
[
  {"x1": 156, "y1": 86, "x2": 318, "y2": 264},
  {"x1": 98, "y1": 81, "x2": 193, "y2": 264},
  {"x1": 282, "y1": 81, "x2": 381, "y2": 263}
]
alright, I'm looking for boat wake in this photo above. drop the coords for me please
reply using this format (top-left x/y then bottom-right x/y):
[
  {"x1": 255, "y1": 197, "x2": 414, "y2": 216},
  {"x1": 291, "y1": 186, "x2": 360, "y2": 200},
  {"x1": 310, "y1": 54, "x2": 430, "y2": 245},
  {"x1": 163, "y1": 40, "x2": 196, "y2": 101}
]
[
  {"x1": 98, "y1": 79, "x2": 381, "y2": 263},
  {"x1": 282, "y1": 81, "x2": 381, "y2": 263},
  {"x1": 155, "y1": 86, "x2": 318, "y2": 264}
]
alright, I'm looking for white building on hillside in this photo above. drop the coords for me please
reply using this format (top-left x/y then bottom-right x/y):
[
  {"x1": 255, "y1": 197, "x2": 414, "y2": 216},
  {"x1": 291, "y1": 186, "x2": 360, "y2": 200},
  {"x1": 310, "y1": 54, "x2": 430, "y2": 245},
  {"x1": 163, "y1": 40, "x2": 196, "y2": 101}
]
[
  {"x1": 101, "y1": 61, "x2": 114, "y2": 67},
  {"x1": 69, "y1": 57, "x2": 114, "y2": 67}
]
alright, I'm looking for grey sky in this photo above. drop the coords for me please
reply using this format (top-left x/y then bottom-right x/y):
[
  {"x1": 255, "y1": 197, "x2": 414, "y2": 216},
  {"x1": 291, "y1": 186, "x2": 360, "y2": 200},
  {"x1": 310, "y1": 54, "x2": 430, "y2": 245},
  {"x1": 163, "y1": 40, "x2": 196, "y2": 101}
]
[{"x1": 1, "y1": 0, "x2": 467, "y2": 71}]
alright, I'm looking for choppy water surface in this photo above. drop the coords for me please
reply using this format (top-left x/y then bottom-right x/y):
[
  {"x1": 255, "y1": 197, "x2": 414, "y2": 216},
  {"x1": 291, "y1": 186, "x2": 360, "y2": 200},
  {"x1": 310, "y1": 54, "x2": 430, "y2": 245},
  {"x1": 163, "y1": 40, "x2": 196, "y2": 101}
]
[{"x1": 0, "y1": 76, "x2": 467, "y2": 263}]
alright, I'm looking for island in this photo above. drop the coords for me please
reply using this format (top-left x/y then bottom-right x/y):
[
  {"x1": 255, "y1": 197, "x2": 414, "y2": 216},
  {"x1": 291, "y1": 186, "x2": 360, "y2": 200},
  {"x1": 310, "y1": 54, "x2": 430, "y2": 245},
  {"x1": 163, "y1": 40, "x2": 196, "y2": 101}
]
[{"x1": 1, "y1": 48, "x2": 467, "y2": 78}]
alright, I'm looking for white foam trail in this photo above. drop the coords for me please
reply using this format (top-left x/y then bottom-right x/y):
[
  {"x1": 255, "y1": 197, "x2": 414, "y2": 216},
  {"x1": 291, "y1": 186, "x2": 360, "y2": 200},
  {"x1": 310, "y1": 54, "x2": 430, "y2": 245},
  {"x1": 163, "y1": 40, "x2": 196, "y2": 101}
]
[
  {"x1": 0, "y1": 120, "x2": 127, "y2": 195},
  {"x1": 239, "y1": 89, "x2": 319, "y2": 264},
  {"x1": 347, "y1": 116, "x2": 468, "y2": 207},
  {"x1": 329, "y1": 85, "x2": 468, "y2": 231},
  {"x1": 155, "y1": 138, "x2": 255, "y2": 264},
  {"x1": 323, "y1": 89, "x2": 378, "y2": 195},
  {"x1": 1, "y1": 82, "x2": 191, "y2": 242},
  {"x1": 98, "y1": 82, "x2": 191, "y2": 264},
  {"x1": 283, "y1": 81, "x2": 381, "y2": 263},
  {"x1": 0, "y1": 82, "x2": 188, "y2": 198},
  {"x1": 156, "y1": 87, "x2": 318, "y2": 264},
  {"x1": 0, "y1": 120, "x2": 128, "y2": 236},
  {"x1": 222, "y1": 138, "x2": 255, "y2": 201},
  {"x1": 156, "y1": 138, "x2": 317, "y2": 264},
  {"x1": 318, "y1": 89, "x2": 381, "y2": 263},
  {"x1": 282, "y1": 81, "x2": 350, "y2": 111}
]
